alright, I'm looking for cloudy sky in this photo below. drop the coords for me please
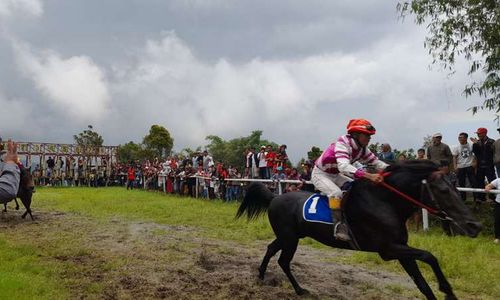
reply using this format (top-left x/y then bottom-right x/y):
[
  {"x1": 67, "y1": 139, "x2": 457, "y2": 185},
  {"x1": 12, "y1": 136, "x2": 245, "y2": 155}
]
[{"x1": 0, "y1": 0, "x2": 496, "y2": 162}]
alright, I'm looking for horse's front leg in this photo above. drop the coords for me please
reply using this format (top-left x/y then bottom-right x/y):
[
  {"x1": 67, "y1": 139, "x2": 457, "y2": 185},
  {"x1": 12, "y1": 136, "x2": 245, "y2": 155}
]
[
  {"x1": 14, "y1": 198, "x2": 19, "y2": 210},
  {"x1": 380, "y1": 244, "x2": 456, "y2": 300},
  {"x1": 398, "y1": 259, "x2": 437, "y2": 300}
]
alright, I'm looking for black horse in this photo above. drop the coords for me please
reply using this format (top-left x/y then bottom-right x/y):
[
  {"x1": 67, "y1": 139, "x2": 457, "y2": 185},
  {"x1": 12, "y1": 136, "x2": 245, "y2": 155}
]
[
  {"x1": 2, "y1": 166, "x2": 35, "y2": 220},
  {"x1": 236, "y1": 160, "x2": 482, "y2": 300}
]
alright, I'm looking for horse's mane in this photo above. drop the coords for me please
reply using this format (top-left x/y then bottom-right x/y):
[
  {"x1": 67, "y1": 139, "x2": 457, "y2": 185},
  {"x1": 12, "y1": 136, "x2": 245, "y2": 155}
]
[{"x1": 384, "y1": 160, "x2": 439, "y2": 178}]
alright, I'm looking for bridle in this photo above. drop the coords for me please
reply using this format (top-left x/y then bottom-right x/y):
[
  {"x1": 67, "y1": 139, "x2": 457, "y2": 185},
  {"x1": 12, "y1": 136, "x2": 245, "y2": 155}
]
[
  {"x1": 379, "y1": 172, "x2": 442, "y2": 216},
  {"x1": 378, "y1": 171, "x2": 468, "y2": 235}
]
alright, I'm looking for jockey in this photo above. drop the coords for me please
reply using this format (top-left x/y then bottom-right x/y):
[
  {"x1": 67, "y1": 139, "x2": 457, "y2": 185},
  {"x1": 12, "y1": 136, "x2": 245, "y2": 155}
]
[{"x1": 311, "y1": 119, "x2": 388, "y2": 241}]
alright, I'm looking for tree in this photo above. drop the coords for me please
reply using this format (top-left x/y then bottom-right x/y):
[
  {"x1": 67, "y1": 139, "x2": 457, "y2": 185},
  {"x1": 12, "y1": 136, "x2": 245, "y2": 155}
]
[
  {"x1": 368, "y1": 142, "x2": 381, "y2": 154},
  {"x1": 394, "y1": 148, "x2": 416, "y2": 160},
  {"x1": 422, "y1": 134, "x2": 433, "y2": 149},
  {"x1": 116, "y1": 141, "x2": 141, "y2": 163},
  {"x1": 74, "y1": 125, "x2": 104, "y2": 165},
  {"x1": 142, "y1": 125, "x2": 174, "y2": 158},
  {"x1": 176, "y1": 146, "x2": 202, "y2": 158},
  {"x1": 398, "y1": 1, "x2": 499, "y2": 113},
  {"x1": 307, "y1": 146, "x2": 322, "y2": 162},
  {"x1": 205, "y1": 131, "x2": 280, "y2": 171}
]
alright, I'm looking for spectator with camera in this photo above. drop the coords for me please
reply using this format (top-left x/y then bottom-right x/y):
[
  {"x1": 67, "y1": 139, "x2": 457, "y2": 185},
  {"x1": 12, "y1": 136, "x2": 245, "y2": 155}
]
[
  {"x1": 0, "y1": 139, "x2": 20, "y2": 202},
  {"x1": 257, "y1": 146, "x2": 268, "y2": 179}
]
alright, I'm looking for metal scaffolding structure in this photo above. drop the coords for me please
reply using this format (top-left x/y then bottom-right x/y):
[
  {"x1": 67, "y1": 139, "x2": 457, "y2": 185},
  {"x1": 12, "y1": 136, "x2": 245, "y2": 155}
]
[{"x1": 1, "y1": 141, "x2": 118, "y2": 170}]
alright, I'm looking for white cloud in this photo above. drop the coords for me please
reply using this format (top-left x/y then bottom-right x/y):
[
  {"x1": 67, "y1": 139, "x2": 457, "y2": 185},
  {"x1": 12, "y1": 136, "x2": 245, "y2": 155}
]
[
  {"x1": 13, "y1": 41, "x2": 111, "y2": 123},
  {"x1": 0, "y1": 0, "x2": 43, "y2": 17},
  {"x1": 108, "y1": 31, "x2": 496, "y2": 161}
]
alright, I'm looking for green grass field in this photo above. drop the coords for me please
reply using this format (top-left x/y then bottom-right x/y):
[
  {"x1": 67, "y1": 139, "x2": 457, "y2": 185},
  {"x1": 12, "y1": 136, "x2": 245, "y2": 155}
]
[{"x1": 1, "y1": 187, "x2": 499, "y2": 299}]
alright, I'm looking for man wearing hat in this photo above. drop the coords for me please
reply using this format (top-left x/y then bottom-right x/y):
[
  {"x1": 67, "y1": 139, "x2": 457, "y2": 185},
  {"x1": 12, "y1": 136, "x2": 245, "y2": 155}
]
[
  {"x1": 472, "y1": 127, "x2": 496, "y2": 202},
  {"x1": 257, "y1": 146, "x2": 268, "y2": 179},
  {"x1": 426, "y1": 132, "x2": 453, "y2": 167}
]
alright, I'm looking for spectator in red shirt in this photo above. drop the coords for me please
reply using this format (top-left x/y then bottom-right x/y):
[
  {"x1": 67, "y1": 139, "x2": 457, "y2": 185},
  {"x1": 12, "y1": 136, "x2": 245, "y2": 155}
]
[
  {"x1": 127, "y1": 164, "x2": 135, "y2": 190},
  {"x1": 277, "y1": 144, "x2": 288, "y2": 166},
  {"x1": 219, "y1": 164, "x2": 229, "y2": 201},
  {"x1": 265, "y1": 145, "x2": 277, "y2": 177}
]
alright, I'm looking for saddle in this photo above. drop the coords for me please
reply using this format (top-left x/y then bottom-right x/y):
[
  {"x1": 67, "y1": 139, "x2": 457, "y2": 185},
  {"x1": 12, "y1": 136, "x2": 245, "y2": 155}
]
[
  {"x1": 303, "y1": 194, "x2": 333, "y2": 224},
  {"x1": 304, "y1": 182, "x2": 353, "y2": 224}
]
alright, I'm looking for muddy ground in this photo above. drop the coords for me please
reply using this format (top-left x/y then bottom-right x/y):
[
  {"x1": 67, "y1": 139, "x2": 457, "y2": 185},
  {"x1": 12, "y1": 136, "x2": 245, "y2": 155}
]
[{"x1": 1, "y1": 211, "x2": 420, "y2": 299}]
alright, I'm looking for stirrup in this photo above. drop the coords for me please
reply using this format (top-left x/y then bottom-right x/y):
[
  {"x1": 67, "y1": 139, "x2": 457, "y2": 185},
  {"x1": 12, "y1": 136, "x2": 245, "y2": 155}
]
[{"x1": 334, "y1": 222, "x2": 351, "y2": 241}]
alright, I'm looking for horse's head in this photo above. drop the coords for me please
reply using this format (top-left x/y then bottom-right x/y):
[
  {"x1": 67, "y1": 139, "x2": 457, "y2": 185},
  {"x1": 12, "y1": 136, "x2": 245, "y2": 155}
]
[
  {"x1": 425, "y1": 170, "x2": 482, "y2": 237},
  {"x1": 386, "y1": 160, "x2": 482, "y2": 237}
]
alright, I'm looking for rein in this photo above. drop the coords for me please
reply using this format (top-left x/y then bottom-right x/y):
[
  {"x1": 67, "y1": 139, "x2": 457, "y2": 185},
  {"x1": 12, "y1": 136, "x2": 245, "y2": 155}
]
[{"x1": 378, "y1": 172, "x2": 448, "y2": 219}]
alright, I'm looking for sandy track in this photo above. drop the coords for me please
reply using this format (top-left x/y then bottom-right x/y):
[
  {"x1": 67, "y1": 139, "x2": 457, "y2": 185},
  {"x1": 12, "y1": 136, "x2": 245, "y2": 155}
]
[{"x1": 1, "y1": 211, "x2": 419, "y2": 299}]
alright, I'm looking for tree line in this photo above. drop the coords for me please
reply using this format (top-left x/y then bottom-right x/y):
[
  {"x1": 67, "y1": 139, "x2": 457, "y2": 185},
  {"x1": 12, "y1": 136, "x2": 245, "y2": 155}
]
[{"x1": 74, "y1": 125, "x2": 425, "y2": 171}]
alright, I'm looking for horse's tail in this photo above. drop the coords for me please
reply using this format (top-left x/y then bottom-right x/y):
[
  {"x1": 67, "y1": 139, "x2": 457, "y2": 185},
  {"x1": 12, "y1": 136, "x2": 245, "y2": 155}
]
[{"x1": 236, "y1": 182, "x2": 276, "y2": 220}]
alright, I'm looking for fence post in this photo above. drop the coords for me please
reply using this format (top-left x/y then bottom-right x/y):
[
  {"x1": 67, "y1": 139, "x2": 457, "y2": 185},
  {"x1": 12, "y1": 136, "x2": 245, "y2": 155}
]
[
  {"x1": 278, "y1": 179, "x2": 283, "y2": 195},
  {"x1": 422, "y1": 208, "x2": 429, "y2": 231},
  {"x1": 195, "y1": 176, "x2": 199, "y2": 198}
]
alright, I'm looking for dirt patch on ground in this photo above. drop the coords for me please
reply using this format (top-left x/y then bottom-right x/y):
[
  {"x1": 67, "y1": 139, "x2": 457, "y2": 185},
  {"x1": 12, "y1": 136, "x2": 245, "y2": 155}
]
[{"x1": 1, "y1": 210, "x2": 419, "y2": 299}]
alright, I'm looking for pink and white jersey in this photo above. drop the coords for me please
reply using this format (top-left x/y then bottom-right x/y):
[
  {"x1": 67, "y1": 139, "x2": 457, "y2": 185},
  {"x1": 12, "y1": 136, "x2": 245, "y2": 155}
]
[{"x1": 315, "y1": 134, "x2": 388, "y2": 178}]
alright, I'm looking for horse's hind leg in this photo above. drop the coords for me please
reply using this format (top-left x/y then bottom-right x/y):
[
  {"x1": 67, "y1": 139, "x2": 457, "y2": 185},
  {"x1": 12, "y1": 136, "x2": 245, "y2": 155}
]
[
  {"x1": 14, "y1": 198, "x2": 19, "y2": 210},
  {"x1": 20, "y1": 194, "x2": 34, "y2": 220},
  {"x1": 259, "y1": 239, "x2": 281, "y2": 279},
  {"x1": 22, "y1": 209, "x2": 34, "y2": 220},
  {"x1": 277, "y1": 238, "x2": 307, "y2": 295}
]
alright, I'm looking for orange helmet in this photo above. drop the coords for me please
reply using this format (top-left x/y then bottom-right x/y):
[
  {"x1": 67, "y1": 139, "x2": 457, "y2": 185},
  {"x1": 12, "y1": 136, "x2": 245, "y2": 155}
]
[{"x1": 346, "y1": 119, "x2": 376, "y2": 135}]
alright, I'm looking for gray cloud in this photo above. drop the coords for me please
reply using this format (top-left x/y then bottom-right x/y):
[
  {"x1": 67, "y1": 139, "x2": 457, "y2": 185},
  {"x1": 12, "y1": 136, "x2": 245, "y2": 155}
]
[
  {"x1": 0, "y1": 0, "x2": 43, "y2": 17},
  {"x1": 0, "y1": 0, "x2": 495, "y2": 163}
]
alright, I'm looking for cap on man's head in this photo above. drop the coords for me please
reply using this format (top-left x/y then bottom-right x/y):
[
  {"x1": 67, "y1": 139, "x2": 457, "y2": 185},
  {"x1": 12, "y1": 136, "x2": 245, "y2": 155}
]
[
  {"x1": 432, "y1": 133, "x2": 442, "y2": 138},
  {"x1": 476, "y1": 127, "x2": 488, "y2": 134}
]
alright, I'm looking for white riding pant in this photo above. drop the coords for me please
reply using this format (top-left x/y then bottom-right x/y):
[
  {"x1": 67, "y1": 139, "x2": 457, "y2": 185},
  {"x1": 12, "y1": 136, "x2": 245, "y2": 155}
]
[{"x1": 311, "y1": 166, "x2": 352, "y2": 198}]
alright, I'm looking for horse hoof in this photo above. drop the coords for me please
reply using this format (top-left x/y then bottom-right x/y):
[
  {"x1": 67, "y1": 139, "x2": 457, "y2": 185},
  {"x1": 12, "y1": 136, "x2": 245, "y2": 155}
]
[
  {"x1": 258, "y1": 267, "x2": 266, "y2": 280},
  {"x1": 445, "y1": 294, "x2": 458, "y2": 300},
  {"x1": 296, "y1": 288, "x2": 309, "y2": 296}
]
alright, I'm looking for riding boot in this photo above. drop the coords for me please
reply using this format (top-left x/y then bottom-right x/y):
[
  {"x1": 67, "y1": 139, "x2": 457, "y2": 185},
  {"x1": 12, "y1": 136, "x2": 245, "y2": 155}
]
[{"x1": 329, "y1": 196, "x2": 351, "y2": 241}]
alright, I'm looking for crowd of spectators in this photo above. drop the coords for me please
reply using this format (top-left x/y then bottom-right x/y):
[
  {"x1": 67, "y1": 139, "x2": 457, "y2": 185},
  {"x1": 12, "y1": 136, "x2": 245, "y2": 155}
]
[
  {"x1": 9, "y1": 127, "x2": 500, "y2": 242},
  {"x1": 26, "y1": 144, "x2": 319, "y2": 201},
  {"x1": 30, "y1": 156, "x2": 110, "y2": 187},
  {"x1": 117, "y1": 145, "x2": 315, "y2": 200}
]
